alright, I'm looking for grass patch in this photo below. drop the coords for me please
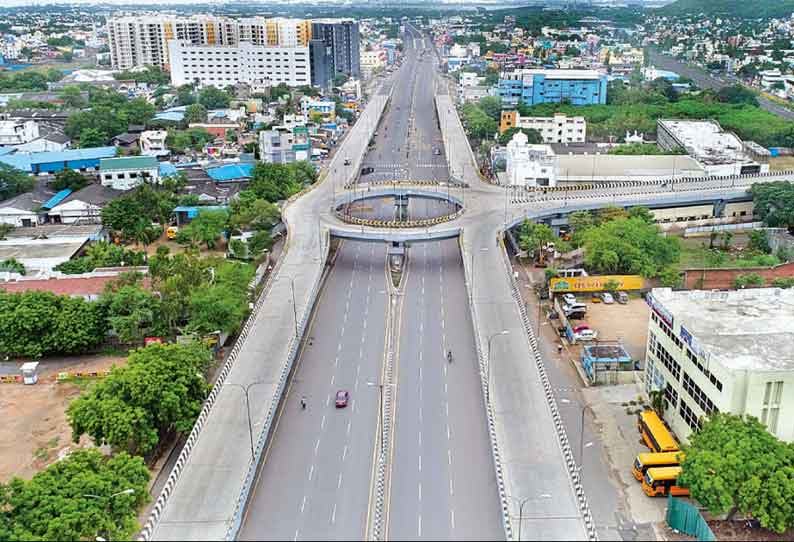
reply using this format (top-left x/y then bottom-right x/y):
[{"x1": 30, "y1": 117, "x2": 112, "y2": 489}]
[
  {"x1": 678, "y1": 238, "x2": 780, "y2": 270},
  {"x1": 46, "y1": 437, "x2": 59, "y2": 449},
  {"x1": 34, "y1": 447, "x2": 49, "y2": 461}
]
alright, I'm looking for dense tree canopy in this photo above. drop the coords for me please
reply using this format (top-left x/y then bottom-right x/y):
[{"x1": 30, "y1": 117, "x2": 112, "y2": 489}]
[
  {"x1": 461, "y1": 102, "x2": 498, "y2": 140},
  {"x1": 101, "y1": 184, "x2": 178, "y2": 239},
  {"x1": 65, "y1": 89, "x2": 155, "y2": 146},
  {"x1": 68, "y1": 342, "x2": 212, "y2": 456},
  {"x1": 0, "y1": 449, "x2": 149, "y2": 541},
  {"x1": 249, "y1": 161, "x2": 316, "y2": 203},
  {"x1": 498, "y1": 127, "x2": 543, "y2": 146},
  {"x1": 679, "y1": 413, "x2": 794, "y2": 533},
  {"x1": 751, "y1": 182, "x2": 794, "y2": 228},
  {"x1": 0, "y1": 164, "x2": 34, "y2": 201},
  {"x1": 197, "y1": 86, "x2": 231, "y2": 109}
]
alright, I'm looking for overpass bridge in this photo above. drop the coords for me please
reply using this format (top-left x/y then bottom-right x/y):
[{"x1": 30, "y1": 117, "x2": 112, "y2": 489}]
[{"x1": 140, "y1": 70, "x2": 794, "y2": 542}]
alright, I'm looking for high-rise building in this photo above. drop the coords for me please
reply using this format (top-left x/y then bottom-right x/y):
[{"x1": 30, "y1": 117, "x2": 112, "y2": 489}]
[
  {"x1": 309, "y1": 39, "x2": 333, "y2": 91},
  {"x1": 311, "y1": 19, "x2": 360, "y2": 79},
  {"x1": 168, "y1": 40, "x2": 311, "y2": 88},
  {"x1": 107, "y1": 15, "x2": 312, "y2": 71}
]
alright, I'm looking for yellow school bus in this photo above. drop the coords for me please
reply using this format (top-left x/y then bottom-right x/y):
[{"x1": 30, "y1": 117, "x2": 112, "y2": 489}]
[
  {"x1": 632, "y1": 451, "x2": 685, "y2": 481},
  {"x1": 642, "y1": 466, "x2": 689, "y2": 497},
  {"x1": 637, "y1": 410, "x2": 679, "y2": 453}
]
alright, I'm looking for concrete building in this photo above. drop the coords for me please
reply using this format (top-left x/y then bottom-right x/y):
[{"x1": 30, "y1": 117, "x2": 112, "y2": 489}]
[
  {"x1": 500, "y1": 111, "x2": 586, "y2": 144},
  {"x1": 657, "y1": 119, "x2": 770, "y2": 176},
  {"x1": 139, "y1": 130, "x2": 169, "y2": 157},
  {"x1": 168, "y1": 40, "x2": 312, "y2": 88},
  {"x1": 644, "y1": 288, "x2": 794, "y2": 444},
  {"x1": 106, "y1": 15, "x2": 312, "y2": 70},
  {"x1": 0, "y1": 120, "x2": 39, "y2": 146},
  {"x1": 259, "y1": 129, "x2": 296, "y2": 164},
  {"x1": 47, "y1": 184, "x2": 125, "y2": 225},
  {"x1": 360, "y1": 49, "x2": 386, "y2": 71},
  {"x1": 309, "y1": 39, "x2": 333, "y2": 90},
  {"x1": 504, "y1": 131, "x2": 557, "y2": 187},
  {"x1": 497, "y1": 69, "x2": 607, "y2": 107},
  {"x1": 311, "y1": 19, "x2": 360, "y2": 79},
  {"x1": 0, "y1": 146, "x2": 117, "y2": 175},
  {"x1": 99, "y1": 156, "x2": 160, "y2": 190}
]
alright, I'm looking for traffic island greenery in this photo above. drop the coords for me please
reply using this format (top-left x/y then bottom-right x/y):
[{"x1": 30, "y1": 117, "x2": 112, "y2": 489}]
[
  {"x1": 0, "y1": 449, "x2": 150, "y2": 541},
  {"x1": 679, "y1": 413, "x2": 794, "y2": 533},
  {"x1": 67, "y1": 341, "x2": 213, "y2": 457}
]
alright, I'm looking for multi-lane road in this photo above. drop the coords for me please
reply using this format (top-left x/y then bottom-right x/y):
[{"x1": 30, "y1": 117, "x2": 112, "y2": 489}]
[{"x1": 240, "y1": 24, "x2": 502, "y2": 541}]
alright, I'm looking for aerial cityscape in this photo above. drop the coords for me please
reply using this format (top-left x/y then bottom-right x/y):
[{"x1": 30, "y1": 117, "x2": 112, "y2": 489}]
[{"x1": 0, "y1": 1, "x2": 794, "y2": 541}]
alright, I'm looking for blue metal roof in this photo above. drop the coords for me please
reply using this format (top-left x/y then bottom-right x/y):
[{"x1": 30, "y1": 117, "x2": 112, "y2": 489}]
[
  {"x1": 0, "y1": 153, "x2": 32, "y2": 172},
  {"x1": 0, "y1": 147, "x2": 15, "y2": 156},
  {"x1": 41, "y1": 188, "x2": 72, "y2": 210},
  {"x1": 159, "y1": 162, "x2": 178, "y2": 177},
  {"x1": 29, "y1": 146, "x2": 117, "y2": 165},
  {"x1": 207, "y1": 163, "x2": 254, "y2": 182},
  {"x1": 154, "y1": 111, "x2": 185, "y2": 122}
]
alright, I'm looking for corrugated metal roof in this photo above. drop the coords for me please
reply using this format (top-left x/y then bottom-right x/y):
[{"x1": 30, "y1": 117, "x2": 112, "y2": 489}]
[
  {"x1": 0, "y1": 153, "x2": 32, "y2": 172},
  {"x1": 41, "y1": 188, "x2": 73, "y2": 210},
  {"x1": 206, "y1": 163, "x2": 254, "y2": 182},
  {"x1": 99, "y1": 155, "x2": 159, "y2": 172},
  {"x1": 159, "y1": 162, "x2": 178, "y2": 177},
  {"x1": 30, "y1": 146, "x2": 117, "y2": 165},
  {"x1": 154, "y1": 111, "x2": 185, "y2": 122}
]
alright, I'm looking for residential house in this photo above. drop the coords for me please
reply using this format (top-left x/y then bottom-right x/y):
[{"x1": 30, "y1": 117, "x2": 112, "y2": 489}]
[{"x1": 99, "y1": 156, "x2": 160, "y2": 191}]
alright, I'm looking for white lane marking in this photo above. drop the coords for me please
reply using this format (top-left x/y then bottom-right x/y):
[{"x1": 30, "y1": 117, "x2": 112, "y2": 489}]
[
  {"x1": 418, "y1": 515, "x2": 422, "y2": 537},
  {"x1": 357, "y1": 365, "x2": 361, "y2": 375},
  {"x1": 330, "y1": 375, "x2": 335, "y2": 386},
  {"x1": 419, "y1": 366, "x2": 422, "y2": 381},
  {"x1": 418, "y1": 430, "x2": 422, "y2": 446},
  {"x1": 347, "y1": 420, "x2": 352, "y2": 435},
  {"x1": 341, "y1": 325, "x2": 345, "y2": 336},
  {"x1": 441, "y1": 319, "x2": 445, "y2": 330},
  {"x1": 451, "y1": 509, "x2": 456, "y2": 529},
  {"x1": 342, "y1": 445, "x2": 348, "y2": 461},
  {"x1": 315, "y1": 439, "x2": 320, "y2": 455},
  {"x1": 418, "y1": 482, "x2": 422, "y2": 502},
  {"x1": 321, "y1": 415, "x2": 326, "y2": 430},
  {"x1": 419, "y1": 406, "x2": 422, "y2": 423},
  {"x1": 309, "y1": 464, "x2": 314, "y2": 481},
  {"x1": 338, "y1": 472, "x2": 343, "y2": 489},
  {"x1": 331, "y1": 503, "x2": 337, "y2": 524},
  {"x1": 294, "y1": 529, "x2": 299, "y2": 541},
  {"x1": 361, "y1": 335, "x2": 366, "y2": 344},
  {"x1": 337, "y1": 343, "x2": 343, "y2": 353},
  {"x1": 334, "y1": 357, "x2": 339, "y2": 368},
  {"x1": 449, "y1": 478, "x2": 454, "y2": 496},
  {"x1": 448, "y1": 449, "x2": 452, "y2": 465},
  {"x1": 301, "y1": 495, "x2": 307, "y2": 513},
  {"x1": 444, "y1": 381, "x2": 448, "y2": 394},
  {"x1": 419, "y1": 455, "x2": 422, "y2": 472},
  {"x1": 445, "y1": 402, "x2": 449, "y2": 416},
  {"x1": 447, "y1": 424, "x2": 451, "y2": 440},
  {"x1": 419, "y1": 350, "x2": 423, "y2": 362}
]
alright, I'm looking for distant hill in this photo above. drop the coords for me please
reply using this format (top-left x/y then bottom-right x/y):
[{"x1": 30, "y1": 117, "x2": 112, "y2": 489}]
[{"x1": 658, "y1": 0, "x2": 794, "y2": 18}]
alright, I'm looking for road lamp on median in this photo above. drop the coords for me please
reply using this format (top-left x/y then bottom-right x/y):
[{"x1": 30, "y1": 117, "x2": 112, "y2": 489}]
[
  {"x1": 227, "y1": 380, "x2": 268, "y2": 459},
  {"x1": 484, "y1": 330, "x2": 510, "y2": 403},
  {"x1": 367, "y1": 380, "x2": 395, "y2": 458},
  {"x1": 508, "y1": 493, "x2": 551, "y2": 541},
  {"x1": 560, "y1": 398, "x2": 596, "y2": 478}
]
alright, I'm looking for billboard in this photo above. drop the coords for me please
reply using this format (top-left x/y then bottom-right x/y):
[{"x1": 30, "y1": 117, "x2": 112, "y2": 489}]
[{"x1": 549, "y1": 275, "x2": 645, "y2": 293}]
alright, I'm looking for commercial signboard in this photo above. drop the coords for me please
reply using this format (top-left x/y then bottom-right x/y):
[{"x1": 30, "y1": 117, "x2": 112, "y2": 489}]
[
  {"x1": 680, "y1": 324, "x2": 704, "y2": 358},
  {"x1": 549, "y1": 274, "x2": 645, "y2": 293},
  {"x1": 646, "y1": 292, "x2": 674, "y2": 329}
]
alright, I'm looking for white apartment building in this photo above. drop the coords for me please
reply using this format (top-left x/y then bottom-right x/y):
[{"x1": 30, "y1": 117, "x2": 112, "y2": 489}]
[
  {"x1": 460, "y1": 71, "x2": 483, "y2": 87},
  {"x1": 168, "y1": 41, "x2": 311, "y2": 88},
  {"x1": 106, "y1": 15, "x2": 312, "y2": 70},
  {"x1": 360, "y1": 50, "x2": 386, "y2": 70},
  {"x1": 0, "y1": 120, "x2": 39, "y2": 146},
  {"x1": 99, "y1": 156, "x2": 160, "y2": 191},
  {"x1": 504, "y1": 131, "x2": 557, "y2": 187},
  {"x1": 500, "y1": 111, "x2": 586, "y2": 144},
  {"x1": 645, "y1": 288, "x2": 794, "y2": 444},
  {"x1": 139, "y1": 130, "x2": 168, "y2": 156}
]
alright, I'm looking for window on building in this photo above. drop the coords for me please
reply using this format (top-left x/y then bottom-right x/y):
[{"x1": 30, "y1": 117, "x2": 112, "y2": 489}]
[
  {"x1": 761, "y1": 381, "x2": 783, "y2": 434},
  {"x1": 679, "y1": 399, "x2": 701, "y2": 431},
  {"x1": 682, "y1": 372, "x2": 718, "y2": 416}
]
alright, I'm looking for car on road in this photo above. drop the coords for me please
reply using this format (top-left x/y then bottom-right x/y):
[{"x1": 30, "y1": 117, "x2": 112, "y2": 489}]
[
  {"x1": 335, "y1": 390, "x2": 350, "y2": 408},
  {"x1": 591, "y1": 293, "x2": 601, "y2": 303},
  {"x1": 572, "y1": 324, "x2": 591, "y2": 334},
  {"x1": 602, "y1": 292, "x2": 615, "y2": 304},
  {"x1": 361, "y1": 166, "x2": 375, "y2": 175},
  {"x1": 562, "y1": 293, "x2": 577, "y2": 305},
  {"x1": 574, "y1": 328, "x2": 598, "y2": 341},
  {"x1": 433, "y1": 147, "x2": 441, "y2": 155},
  {"x1": 616, "y1": 291, "x2": 629, "y2": 304},
  {"x1": 343, "y1": 158, "x2": 351, "y2": 165}
]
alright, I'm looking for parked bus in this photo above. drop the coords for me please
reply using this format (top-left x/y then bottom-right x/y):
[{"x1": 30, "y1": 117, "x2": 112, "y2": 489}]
[
  {"x1": 632, "y1": 451, "x2": 685, "y2": 481},
  {"x1": 642, "y1": 466, "x2": 689, "y2": 497},
  {"x1": 637, "y1": 410, "x2": 679, "y2": 453}
]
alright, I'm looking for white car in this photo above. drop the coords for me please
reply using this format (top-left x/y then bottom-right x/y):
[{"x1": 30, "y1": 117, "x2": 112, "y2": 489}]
[
  {"x1": 562, "y1": 293, "x2": 576, "y2": 306},
  {"x1": 601, "y1": 292, "x2": 615, "y2": 304},
  {"x1": 574, "y1": 328, "x2": 598, "y2": 341}
]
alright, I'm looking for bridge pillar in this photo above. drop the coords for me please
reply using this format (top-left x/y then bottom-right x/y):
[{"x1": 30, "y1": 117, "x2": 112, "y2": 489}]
[
  {"x1": 388, "y1": 241, "x2": 406, "y2": 273},
  {"x1": 395, "y1": 194, "x2": 410, "y2": 221}
]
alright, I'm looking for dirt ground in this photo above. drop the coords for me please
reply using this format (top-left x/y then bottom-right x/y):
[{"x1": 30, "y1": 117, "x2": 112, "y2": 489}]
[
  {"x1": 578, "y1": 297, "x2": 650, "y2": 364},
  {"x1": 0, "y1": 354, "x2": 126, "y2": 483},
  {"x1": 769, "y1": 156, "x2": 794, "y2": 172}
]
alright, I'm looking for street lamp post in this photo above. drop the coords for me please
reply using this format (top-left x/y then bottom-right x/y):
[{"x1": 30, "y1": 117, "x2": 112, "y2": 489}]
[
  {"x1": 508, "y1": 493, "x2": 551, "y2": 541},
  {"x1": 227, "y1": 380, "x2": 267, "y2": 459},
  {"x1": 560, "y1": 398, "x2": 596, "y2": 477},
  {"x1": 288, "y1": 277, "x2": 298, "y2": 338},
  {"x1": 485, "y1": 330, "x2": 510, "y2": 402}
]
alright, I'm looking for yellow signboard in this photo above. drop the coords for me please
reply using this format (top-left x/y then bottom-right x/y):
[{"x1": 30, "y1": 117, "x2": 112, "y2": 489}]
[{"x1": 549, "y1": 275, "x2": 645, "y2": 292}]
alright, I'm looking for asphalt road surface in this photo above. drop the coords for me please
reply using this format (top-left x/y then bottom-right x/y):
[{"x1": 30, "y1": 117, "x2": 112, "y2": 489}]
[
  {"x1": 238, "y1": 241, "x2": 388, "y2": 541},
  {"x1": 389, "y1": 239, "x2": 504, "y2": 541},
  {"x1": 649, "y1": 49, "x2": 794, "y2": 121}
]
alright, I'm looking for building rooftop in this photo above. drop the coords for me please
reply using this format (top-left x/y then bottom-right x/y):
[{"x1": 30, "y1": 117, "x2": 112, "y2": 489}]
[
  {"x1": 206, "y1": 163, "x2": 254, "y2": 182},
  {"x1": 650, "y1": 288, "x2": 794, "y2": 373},
  {"x1": 658, "y1": 119, "x2": 756, "y2": 166},
  {"x1": 557, "y1": 154, "x2": 704, "y2": 180},
  {"x1": 99, "y1": 156, "x2": 159, "y2": 172},
  {"x1": 504, "y1": 68, "x2": 605, "y2": 80}
]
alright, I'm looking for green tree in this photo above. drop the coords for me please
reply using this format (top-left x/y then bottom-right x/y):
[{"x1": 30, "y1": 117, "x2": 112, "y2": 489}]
[
  {"x1": 184, "y1": 103, "x2": 207, "y2": 124},
  {"x1": 0, "y1": 449, "x2": 149, "y2": 541},
  {"x1": 333, "y1": 72, "x2": 349, "y2": 87},
  {"x1": 59, "y1": 85, "x2": 86, "y2": 108},
  {"x1": 100, "y1": 284, "x2": 166, "y2": 344},
  {"x1": 628, "y1": 206, "x2": 655, "y2": 224},
  {"x1": 733, "y1": 272, "x2": 765, "y2": 289},
  {"x1": 0, "y1": 223, "x2": 13, "y2": 240},
  {"x1": 176, "y1": 209, "x2": 228, "y2": 250},
  {"x1": 188, "y1": 284, "x2": 248, "y2": 335},
  {"x1": 716, "y1": 84, "x2": 759, "y2": 106},
  {"x1": 67, "y1": 342, "x2": 212, "y2": 456},
  {"x1": 679, "y1": 413, "x2": 794, "y2": 532},
  {"x1": 249, "y1": 162, "x2": 309, "y2": 203},
  {"x1": 497, "y1": 127, "x2": 543, "y2": 145},
  {"x1": 478, "y1": 96, "x2": 502, "y2": 121},
  {"x1": 0, "y1": 164, "x2": 34, "y2": 200},
  {"x1": 197, "y1": 86, "x2": 231, "y2": 109},
  {"x1": 752, "y1": 182, "x2": 794, "y2": 228},
  {"x1": 176, "y1": 84, "x2": 196, "y2": 106},
  {"x1": 52, "y1": 169, "x2": 89, "y2": 192},
  {"x1": 78, "y1": 127, "x2": 108, "y2": 148},
  {"x1": 749, "y1": 229, "x2": 771, "y2": 254},
  {"x1": 461, "y1": 103, "x2": 498, "y2": 140},
  {"x1": 517, "y1": 220, "x2": 555, "y2": 255},
  {"x1": 0, "y1": 257, "x2": 25, "y2": 274},
  {"x1": 229, "y1": 191, "x2": 281, "y2": 232}
]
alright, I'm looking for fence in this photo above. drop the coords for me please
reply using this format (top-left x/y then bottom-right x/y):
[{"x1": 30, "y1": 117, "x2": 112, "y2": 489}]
[{"x1": 666, "y1": 495, "x2": 715, "y2": 541}]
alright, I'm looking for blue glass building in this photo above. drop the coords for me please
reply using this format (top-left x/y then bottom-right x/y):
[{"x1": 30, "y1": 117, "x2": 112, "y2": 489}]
[{"x1": 497, "y1": 69, "x2": 608, "y2": 107}]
